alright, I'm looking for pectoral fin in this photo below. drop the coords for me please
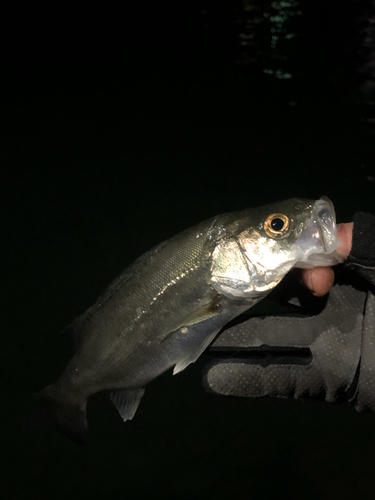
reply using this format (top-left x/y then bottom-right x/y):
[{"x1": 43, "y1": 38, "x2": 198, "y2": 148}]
[
  {"x1": 173, "y1": 327, "x2": 222, "y2": 374},
  {"x1": 159, "y1": 297, "x2": 222, "y2": 342},
  {"x1": 161, "y1": 297, "x2": 225, "y2": 375},
  {"x1": 110, "y1": 388, "x2": 145, "y2": 422}
]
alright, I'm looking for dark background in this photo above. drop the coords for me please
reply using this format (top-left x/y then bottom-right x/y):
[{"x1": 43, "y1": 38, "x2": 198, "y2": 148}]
[{"x1": 2, "y1": 1, "x2": 375, "y2": 498}]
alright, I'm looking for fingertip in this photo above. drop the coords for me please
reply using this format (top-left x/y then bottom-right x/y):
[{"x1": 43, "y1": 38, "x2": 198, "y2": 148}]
[
  {"x1": 336, "y1": 222, "x2": 353, "y2": 259},
  {"x1": 302, "y1": 267, "x2": 334, "y2": 296}
]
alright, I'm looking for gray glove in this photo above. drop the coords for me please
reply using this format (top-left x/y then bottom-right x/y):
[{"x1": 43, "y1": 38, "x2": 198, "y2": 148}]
[{"x1": 204, "y1": 269, "x2": 375, "y2": 411}]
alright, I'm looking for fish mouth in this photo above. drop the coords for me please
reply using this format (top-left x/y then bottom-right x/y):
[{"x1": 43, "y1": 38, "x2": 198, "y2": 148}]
[{"x1": 294, "y1": 196, "x2": 343, "y2": 268}]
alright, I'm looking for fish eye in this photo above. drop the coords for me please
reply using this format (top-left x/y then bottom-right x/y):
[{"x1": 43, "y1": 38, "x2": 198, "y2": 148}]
[
  {"x1": 271, "y1": 218, "x2": 284, "y2": 231},
  {"x1": 264, "y1": 213, "x2": 290, "y2": 238}
]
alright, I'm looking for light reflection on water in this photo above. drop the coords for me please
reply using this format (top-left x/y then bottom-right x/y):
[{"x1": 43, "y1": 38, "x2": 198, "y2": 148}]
[
  {"x1": 238, "y1": 0, "x2": 301, "y2": 81},
  {"x1": 198, "y1": 0, "x2": 374, "y2": 182},
  {"x1": 236, "y1": 0, "x2": 374, "y2": 130}
]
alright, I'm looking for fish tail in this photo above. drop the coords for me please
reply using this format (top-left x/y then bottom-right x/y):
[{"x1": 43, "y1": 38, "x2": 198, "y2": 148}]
[{"x1": 34, "y1": 385, "x2": 88, "y2": 445}]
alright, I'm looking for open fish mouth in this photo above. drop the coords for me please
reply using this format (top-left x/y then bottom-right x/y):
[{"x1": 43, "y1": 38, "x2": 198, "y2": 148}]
[{"x1": 294, "y1": 196, "x2": 343, "y2": 268}]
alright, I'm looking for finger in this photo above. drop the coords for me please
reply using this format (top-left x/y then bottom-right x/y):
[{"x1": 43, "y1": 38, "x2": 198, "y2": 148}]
[
  {"x1": 302, "y1": 266, "x2": 335, "y2": 296},
  {"x1": 210, "y1": 313, "x2": 316, "y2": 349},
  {"x1": 336, "y1": 222, "x2": 353, "y2": 259},
  {"x1": 211, "y1": 281, "x2": 365, "y2": 350},
  {"x1": 204, "y1": 360, "x2": 323, "y2": 399}
]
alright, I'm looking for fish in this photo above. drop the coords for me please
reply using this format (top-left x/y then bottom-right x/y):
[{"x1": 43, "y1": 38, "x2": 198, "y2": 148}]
[{"x1": 37, "y1": 196, "x2": 342, "y2": 443}]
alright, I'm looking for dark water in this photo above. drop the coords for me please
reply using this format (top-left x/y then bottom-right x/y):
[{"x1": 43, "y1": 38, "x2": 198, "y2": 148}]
[{"x1": 2, "y1": 1, "x2": 375, "y2": 499}]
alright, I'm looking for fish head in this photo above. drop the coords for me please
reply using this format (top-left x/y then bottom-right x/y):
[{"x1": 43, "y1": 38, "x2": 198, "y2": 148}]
[{"x1": 210, "y1": 196, "x2": 343, "y2": 299}]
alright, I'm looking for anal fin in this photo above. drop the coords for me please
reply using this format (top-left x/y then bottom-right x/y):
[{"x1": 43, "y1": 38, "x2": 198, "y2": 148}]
[{"x1": 110, "y1": 388, "x2": 145, "y2": 422}]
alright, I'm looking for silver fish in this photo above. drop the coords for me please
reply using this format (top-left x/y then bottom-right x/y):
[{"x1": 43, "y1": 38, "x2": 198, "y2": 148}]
[{"x1": 38, "y1": 197, "x2": 342, "y2": 442}]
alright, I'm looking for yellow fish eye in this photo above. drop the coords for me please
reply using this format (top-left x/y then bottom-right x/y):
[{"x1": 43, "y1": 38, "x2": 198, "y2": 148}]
[{"x1": 264, "y1": 213, "x2": 290, "y2": 238}]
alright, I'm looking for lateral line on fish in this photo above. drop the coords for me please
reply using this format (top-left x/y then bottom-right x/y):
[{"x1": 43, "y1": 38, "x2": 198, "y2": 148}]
[{"x1": 135, "y1": 263, "x2": 201, "y2": 322}]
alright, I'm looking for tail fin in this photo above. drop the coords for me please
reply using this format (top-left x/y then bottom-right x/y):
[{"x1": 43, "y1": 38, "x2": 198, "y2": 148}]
[{"x1": 33, "y1": 385, "x2": 88, "y2": 445}]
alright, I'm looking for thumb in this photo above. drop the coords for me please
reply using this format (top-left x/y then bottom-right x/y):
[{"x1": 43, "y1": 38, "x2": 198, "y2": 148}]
[{"x1": 336, "y1": 222, "x2": 353, "y2": 259}]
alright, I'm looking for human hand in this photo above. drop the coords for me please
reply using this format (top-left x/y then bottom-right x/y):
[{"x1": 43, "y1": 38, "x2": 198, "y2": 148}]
[{"x1": 204, "y1": 215, "x2": 375, "y2": 411}]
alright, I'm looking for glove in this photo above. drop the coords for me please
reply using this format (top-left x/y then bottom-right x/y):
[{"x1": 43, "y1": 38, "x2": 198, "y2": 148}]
[{"x1": 204, "y1": 268, "x2": 375, "y2": 411}]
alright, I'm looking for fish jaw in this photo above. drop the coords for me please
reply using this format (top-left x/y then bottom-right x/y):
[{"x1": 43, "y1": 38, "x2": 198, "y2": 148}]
[{"x1": 293, "y1": 197, "x2": 344, "y2": 268}]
